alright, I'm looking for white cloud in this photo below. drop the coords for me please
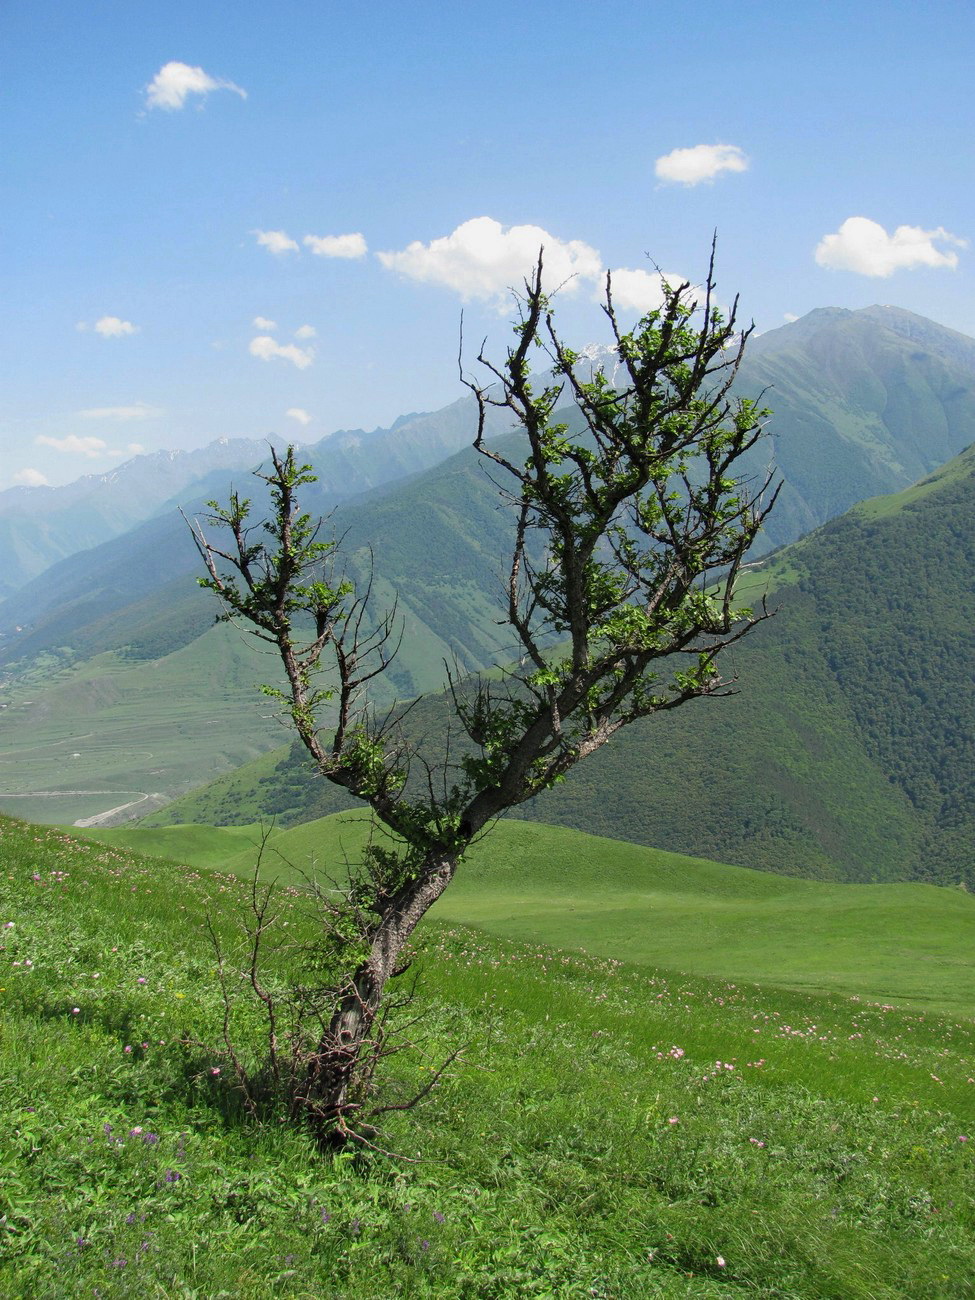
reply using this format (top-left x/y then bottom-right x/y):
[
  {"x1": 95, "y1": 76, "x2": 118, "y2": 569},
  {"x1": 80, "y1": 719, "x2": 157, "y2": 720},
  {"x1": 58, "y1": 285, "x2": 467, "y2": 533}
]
[
  {"x1": 145, "y1": 61, "x2": 247, "y2": 111},
  {"x1": 601, "y1": 267, "x2": 692, "y2": 315},
  {"x1": 36, "y1": 434, "x2": 109, "y2": 458},
  {"x1": 286, "y1": 407, "x2": 312, "y2": 425},
  {"x1": 252, "y1": 315, "x2": 277, "y2": 331},
  {"x1": 376, "y1": 216, "x2": 603, "y2": 303},
  {"x1": 249, "y1": 335, "x2": 314, "y2": 369},
  {"x1": 93, "y1": 316, "x2": 138, "y2": 337},
  {"x1": 303, "y1": 232, "x2": 368, "y2": 259},
  {"x1": 294, "y1": 324, "x2": 317, "y2": 340},
  {"x1": 814, "y1": 216, "x2": 967, "y2": 277},
  {"x1": 12, "y1": 467, "x2": 50, "y2": 487},
  {"x1": 783, "y1": 312, "x2": 799, "y2": 323},
  {"x1": 254, "y1": 229, "x2": 300, "y2": 256},
  {"x1": 654, "y1": 143, "x2": 749, "y2": 186},
  {"x1": 79, "y1": 402, "x2": 162, "y2": 421},
  {"x1": 126, "y1": 443, "x2": 146, "y2": 455}
]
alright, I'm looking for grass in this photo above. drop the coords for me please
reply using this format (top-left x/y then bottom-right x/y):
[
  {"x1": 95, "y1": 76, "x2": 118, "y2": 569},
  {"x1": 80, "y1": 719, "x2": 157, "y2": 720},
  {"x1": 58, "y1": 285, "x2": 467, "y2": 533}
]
[
  {"x1": 2, "y1": 812, "x2": 974, "y2": 1297},
  {"x1": 76, "y1": 812, "x2": 975, "y2": 1016},
  {"x1": 0, "y1": 623, "x2": 284, "y2": 824}
]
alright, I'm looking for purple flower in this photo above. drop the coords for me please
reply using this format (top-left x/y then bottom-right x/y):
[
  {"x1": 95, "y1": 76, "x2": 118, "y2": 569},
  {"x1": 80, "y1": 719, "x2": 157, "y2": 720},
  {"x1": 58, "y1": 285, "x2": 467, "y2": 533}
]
[
  {"x1": 433, "y1": 1211, "x2": 446, "y2": 1224},
  {"x1": 421, "y1": 1239, "x2": 430, "y2": 1251},
  {"x1": 164, "y1": 1169, "x2": 181, "y2": 1183},
  {"x1": 320, "y1": 1210, "x2": 331, "y2": 1224}
]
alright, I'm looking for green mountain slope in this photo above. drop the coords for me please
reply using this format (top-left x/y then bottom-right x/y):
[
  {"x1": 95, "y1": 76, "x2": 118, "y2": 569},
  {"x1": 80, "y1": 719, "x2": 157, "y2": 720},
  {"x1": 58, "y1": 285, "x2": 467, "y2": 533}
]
[
  {"x1": 738, "y1": 305, "x2": 975, "y2": 547},
  {"x1": 151, "y1": 443, "x2": 975, "y2": 889}
]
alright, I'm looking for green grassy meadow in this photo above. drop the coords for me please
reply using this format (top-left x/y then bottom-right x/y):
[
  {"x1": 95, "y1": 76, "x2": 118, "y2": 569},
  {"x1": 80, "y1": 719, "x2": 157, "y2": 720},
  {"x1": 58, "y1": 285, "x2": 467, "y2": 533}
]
[
  {"x1": 78, "y1": 813, "x2": 975, "y2": 1015},
  {"x1": 2, "y1": 813, "x2": 974, "y2": 1297}
]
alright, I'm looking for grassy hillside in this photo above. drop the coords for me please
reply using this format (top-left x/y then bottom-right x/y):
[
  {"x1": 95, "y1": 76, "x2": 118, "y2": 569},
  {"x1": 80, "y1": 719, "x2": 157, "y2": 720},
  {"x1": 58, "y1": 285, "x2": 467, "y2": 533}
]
[
  {"x1": 2, "y1": 812, "x2": 974, "y2": 1297},
  {"x1": 0, "y1": 623, "x2": 286, "y2": 825},
  {"x1": 77, "y1": 813, "x2": 975, "y2": 1016}
]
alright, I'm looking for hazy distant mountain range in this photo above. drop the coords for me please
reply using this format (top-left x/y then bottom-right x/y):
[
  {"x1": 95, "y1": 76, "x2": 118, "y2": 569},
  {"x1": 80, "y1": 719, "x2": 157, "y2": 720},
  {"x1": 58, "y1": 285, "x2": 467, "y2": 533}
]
[{"x1": 0, "y1": 395, "x2": 513, "y2": 601}]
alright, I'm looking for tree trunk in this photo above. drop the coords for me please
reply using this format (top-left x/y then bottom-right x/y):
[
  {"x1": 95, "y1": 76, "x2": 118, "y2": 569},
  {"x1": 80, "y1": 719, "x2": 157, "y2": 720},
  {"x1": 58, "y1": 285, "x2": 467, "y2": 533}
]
[{"x1": 301, "y1": 851, "x2": 459, "y2": 1146}]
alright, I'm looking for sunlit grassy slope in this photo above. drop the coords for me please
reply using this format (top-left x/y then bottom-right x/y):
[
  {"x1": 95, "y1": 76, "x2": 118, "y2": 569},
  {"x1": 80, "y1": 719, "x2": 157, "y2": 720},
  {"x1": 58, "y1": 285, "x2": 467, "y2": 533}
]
[
  {"x1": 76, "y1": 813, "x2": 975, "y2": 1016},
  {"x1": 4, "y1": 812, "x2": 974, "y2": 1297}
]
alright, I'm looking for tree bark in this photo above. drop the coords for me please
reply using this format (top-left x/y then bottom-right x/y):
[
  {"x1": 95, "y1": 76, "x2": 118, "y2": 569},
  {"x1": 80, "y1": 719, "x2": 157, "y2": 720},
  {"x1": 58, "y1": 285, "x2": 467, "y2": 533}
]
[{"x1": 301, "y1": 851, "x2": 459, "y2": 1145}]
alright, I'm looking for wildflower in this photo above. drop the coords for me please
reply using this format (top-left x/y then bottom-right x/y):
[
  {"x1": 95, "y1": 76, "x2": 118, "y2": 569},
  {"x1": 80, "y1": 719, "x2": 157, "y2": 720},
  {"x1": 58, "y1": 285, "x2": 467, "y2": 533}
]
[
  {"x1": 321, "y1": 1210, "x2": 331, "y2": 1224},
  {"x1": 129, "y1": 1127, "x2": 143, "y2": 1136},
  {"x1": 421, "y1": 1239, "x2": 430, "y2": 1250},
  {"x1": 124, "y1": 1045, "x2": 132, "y2": 1053},
  {"x1": 164, "y1": 1170, "x2": 181, "y2": 1182},
  {"x1": 137, "y1": 977, "x2": 147, "y2": 985},
  {"x1": 960, "y1": 1135, "x2": 969, "y2": 1143},
  {"x1": 210, "y1": 1067, "x2": 221, "y2": 1076},
  {"x1": 433, "y1": 1211, "x2": 446, "y2": 1224},
  {"x1": 717, "y1": 1255, "x2": 726, "y2": 1268},
  {"x1": 667, "y1": 1116, "x2": 679, "y2": 1125}
]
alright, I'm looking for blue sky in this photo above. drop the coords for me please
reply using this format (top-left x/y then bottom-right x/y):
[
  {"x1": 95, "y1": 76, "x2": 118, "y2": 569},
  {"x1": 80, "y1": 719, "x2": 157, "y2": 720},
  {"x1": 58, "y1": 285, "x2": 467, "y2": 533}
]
[{"x1": 3, "y1": 0, "x2": 974, "y2": 487}]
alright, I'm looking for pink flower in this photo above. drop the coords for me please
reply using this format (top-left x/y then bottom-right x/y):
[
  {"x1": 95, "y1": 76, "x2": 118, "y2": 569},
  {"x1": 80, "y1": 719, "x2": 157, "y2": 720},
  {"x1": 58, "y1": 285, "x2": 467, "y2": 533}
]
[
  {"x1": 71, "y1": 1007, "x2": 80, "y2": 1015},
  {"x1": 716, "y1": 1255, "x2": 726, "y2": 1268},
  {"x1": 124, "y1": 1045, "x2": 132, "y2": 1053},
  {"x1": 210, "y1": 1067, "x2": 221, "y2": 1076},
  {"x1": 667, "y1": 1116, "x2": 679, "y2": 1125}
]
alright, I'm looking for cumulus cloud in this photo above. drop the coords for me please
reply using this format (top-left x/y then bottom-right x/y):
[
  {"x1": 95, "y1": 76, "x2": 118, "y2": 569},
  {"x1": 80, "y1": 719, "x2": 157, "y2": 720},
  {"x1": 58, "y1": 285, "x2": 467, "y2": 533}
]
[
  {"x1": 286, "y1": 407, "x2": 312, "y2": 425},
  {"x1": 145, "y1": 61, "x2": 246, "y2": 111},
  {"x1": 814, "y1": 216, "x2": 967, "y2": 277},
  {"x1": 125, "y1": 443, "x2": 146, "y2": 455},
  {"x1": 13, "y1": 467, "x2": 50, "y2": 487},
  {"x1": 36, "y1": 434, "x2": 109, "y2": 458},
  {"x1": 654, "y1": 143, "x2": 749, "y2": 186},
  {"x1": 602, "y1": 267, "x2": 692, "y2": 314},
  {"x1": 79, "y1": 402, "x2": 161, "y2": 421},
  {"x1": 252, "y1": 315, "x2": 277, "y2": 331},
  {"x1": 377, "y1": 217, "x2": 603, "y2": 303},
  {"x1": 783, "y1": 312, "x2": 799, "y2": 323},
  {"x1": 249, "y1": 335, "x2": 313, "y2": 369},
  {"x1": 89, "y1": 316, "x2": 138, "y2": 337},
  {"x1": 294, "y1": 324, "x2": 317, "y2": 340},
  {"x1": 254, "y1": 229, "x2": 299, "y2": 256},
  {"x1": 304, "y1": 232, "x2": 368, "y2": 259}
]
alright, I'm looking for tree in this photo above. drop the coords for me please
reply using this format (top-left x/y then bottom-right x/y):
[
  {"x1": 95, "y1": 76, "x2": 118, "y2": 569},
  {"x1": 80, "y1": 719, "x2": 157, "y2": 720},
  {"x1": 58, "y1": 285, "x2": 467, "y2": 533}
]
[{"x1": 191, "y1": 250, "x2": 778, "y2": 1148}]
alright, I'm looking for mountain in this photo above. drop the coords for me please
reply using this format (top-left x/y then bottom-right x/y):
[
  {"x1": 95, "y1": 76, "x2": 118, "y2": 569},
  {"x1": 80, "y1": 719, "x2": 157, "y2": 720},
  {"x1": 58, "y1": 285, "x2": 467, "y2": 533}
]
[
  {"x1": 147, "y1": 442, "x2": 975, "y2": 890},
  {"x1": 736, "y1": 305, "x2": 975, "y2": 546},
  {"x1": 5, "y1": 305, "x2": 975, "y2": 855},
  {"x1": 0, "y1": 438, "x2": 271, "y2": 600},
  {"x1": 0, "y1": 394, "x2": 512, "y2": 602}
]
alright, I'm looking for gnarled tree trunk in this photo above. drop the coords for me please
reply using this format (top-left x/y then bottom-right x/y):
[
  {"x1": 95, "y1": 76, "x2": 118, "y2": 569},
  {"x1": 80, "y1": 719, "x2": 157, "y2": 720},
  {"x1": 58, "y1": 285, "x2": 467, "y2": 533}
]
[{"x1": 301, "y1": 851, "x2": 459, "y2": 1146}]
